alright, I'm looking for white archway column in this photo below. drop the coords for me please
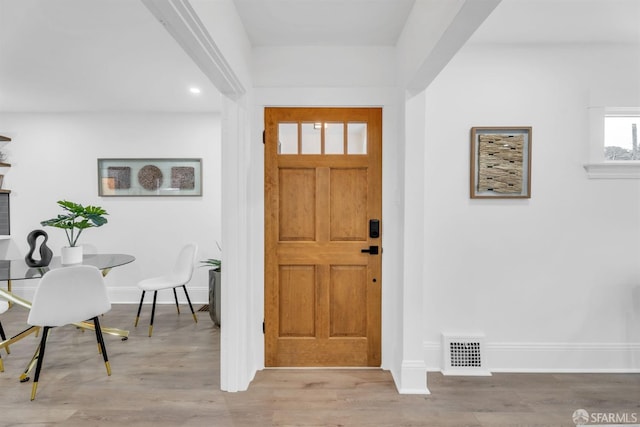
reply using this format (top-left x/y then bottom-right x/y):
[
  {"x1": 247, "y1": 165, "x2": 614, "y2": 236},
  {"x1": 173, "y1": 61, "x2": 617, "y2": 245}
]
[
  {"x1": 220, "y1": 94, "x2": 256, "y2": 392},
  {"x1": 396, "y1": 90, "x2": 429, "y2": 394},
  {"x1": 140, "y1": 0, "x2": 255, "y2": 392},
  {"x1": 392, "y1": 0, "x2": 501, "y2": 393}
]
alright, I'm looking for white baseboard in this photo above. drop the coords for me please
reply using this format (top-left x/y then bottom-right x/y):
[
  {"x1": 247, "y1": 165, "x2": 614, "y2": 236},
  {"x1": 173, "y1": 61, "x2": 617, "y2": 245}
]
[
  {"x1": 9, "y1": 284, "x2": 210, "y2": 305},
  {"x1": 107, "y1": 286, "x2": 209, "y2": 304},
  {"x1": 424, "y1": 341, "x2": 442, "y2": 371},
  {"x1": 424, "y1": 341, "x2": 640, "y2": 373},
  {"x1": 392, "y1": 360, "x2": 430, "y2": 394}
]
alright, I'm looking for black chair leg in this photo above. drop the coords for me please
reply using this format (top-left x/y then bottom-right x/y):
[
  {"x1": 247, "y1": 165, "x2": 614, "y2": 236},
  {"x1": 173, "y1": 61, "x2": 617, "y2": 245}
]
[
  {"x1": 134, "y1": 291, "x2": 146, "y2": 327},
  {"x1": 93, "y1": 316, "x2": 111, "y2": 376},
  {"x1": 0, "y1": 321, "x2": 8, "y2": 355},
  {"x1": 182, "y1": 285, "x2": 198, "y2": 324},
  {"x1": 149, "y1": 291, "x2": 158, "y2": 337},
  {"x1": 173, "y1": 288, "x2": 180, "y2": 314},
  {"x1": 31, "y1": 326, "x2": 50, "y2": 401}
]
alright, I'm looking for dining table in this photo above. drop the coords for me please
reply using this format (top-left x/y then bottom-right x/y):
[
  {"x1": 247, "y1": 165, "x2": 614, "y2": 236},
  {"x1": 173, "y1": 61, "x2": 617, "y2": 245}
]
[{"x1": 0, "y1": 253, "x2": 135, "y2": 382}]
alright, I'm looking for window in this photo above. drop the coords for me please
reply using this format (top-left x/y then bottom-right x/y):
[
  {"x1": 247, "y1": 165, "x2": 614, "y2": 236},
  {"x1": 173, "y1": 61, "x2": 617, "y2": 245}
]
[
  {"x1": 277, "y1": 122, "x2": 368, "y2": 155},
  {"x1": 584, "y1": 107, "x2": 640, "y2": 179},
  {"x1": 604, "y1": 114, "x2": 639, "y2": 160}
]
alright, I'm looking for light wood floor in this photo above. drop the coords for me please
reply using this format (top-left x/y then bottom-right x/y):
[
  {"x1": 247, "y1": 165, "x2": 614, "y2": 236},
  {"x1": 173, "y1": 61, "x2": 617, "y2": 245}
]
[{"x1": 0, "y1": 304, "x2": 638, "y2": 426}]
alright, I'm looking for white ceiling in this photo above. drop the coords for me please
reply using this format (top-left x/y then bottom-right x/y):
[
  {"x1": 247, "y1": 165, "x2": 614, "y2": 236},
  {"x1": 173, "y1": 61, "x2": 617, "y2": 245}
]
[
  {"x1": 0, "y1": 0, "x2": 638, "y2": 114},
  {"x1": 0, "y1": 0, "x2": 221, "y2": 113},
  {"x1": 233, "y1": 0, "x2": 416, "y2": 46},
  {"x1": 469, "y1": 0, "x2": 640, "y2": 45}
]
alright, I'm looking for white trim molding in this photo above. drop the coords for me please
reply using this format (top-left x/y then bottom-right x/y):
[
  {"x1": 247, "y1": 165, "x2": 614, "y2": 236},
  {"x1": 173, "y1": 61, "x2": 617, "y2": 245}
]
[
  {"x1": 11, "y1": 284, "x2": 211, "y2": 306},
  {"x1": 583, "y1": 162, "x2": 640, "y2": 179},
  {"x1": 394, "y1": 360, "x2": 431, "y2": 394},
  {"x1": 424, "y1": 341, "x2": 640, "y2": 373},
  {"x1": 489, "y1": 342, "x2": 640, "y2": 373}
]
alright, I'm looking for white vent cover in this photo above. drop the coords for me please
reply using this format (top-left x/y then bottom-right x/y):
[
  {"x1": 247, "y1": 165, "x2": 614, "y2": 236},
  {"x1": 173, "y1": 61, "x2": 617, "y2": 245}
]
[{"x1": 442, "y1": 333, "x2": 491, "y2": 376}]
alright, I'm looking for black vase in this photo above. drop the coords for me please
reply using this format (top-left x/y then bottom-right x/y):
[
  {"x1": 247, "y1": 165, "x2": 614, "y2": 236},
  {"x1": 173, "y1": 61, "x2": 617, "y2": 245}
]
[{"x1": 25, "y1": 229, "x2": 53, "y2": 267}]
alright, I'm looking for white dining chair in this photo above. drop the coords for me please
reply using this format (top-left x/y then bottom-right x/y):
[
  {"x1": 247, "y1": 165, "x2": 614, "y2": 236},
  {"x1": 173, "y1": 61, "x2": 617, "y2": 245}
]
[
  {"x1": 134, "y1": 242, "x2": 198, "y2": 337},
  {"x1": 27, "y1": 265, "x2": 112, "y2": 400}
]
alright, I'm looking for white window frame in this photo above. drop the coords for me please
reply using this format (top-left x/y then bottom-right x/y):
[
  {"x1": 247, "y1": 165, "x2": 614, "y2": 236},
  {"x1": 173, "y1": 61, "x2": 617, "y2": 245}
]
[{"x1": 584, "y1": 106, "x2": 640, "y2": 179}]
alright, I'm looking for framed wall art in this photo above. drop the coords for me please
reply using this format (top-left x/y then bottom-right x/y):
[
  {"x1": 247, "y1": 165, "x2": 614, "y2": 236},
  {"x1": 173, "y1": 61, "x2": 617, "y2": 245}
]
[
  {"x1": 98, "y1": 158, "x2": 202, "y2": 197},
  {"x1": 470, "y1": 127, "x2": 532, "y2": 199}
]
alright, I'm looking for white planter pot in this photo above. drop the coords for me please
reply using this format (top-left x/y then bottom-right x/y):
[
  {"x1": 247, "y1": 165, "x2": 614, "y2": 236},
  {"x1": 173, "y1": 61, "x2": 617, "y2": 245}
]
[{"x1": 61, "y1": 245, "x2": 83, "y2": 265}]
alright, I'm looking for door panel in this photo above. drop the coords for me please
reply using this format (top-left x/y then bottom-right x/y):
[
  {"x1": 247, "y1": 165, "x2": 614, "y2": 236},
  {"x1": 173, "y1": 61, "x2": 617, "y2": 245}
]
[
  {"x1": 278, "y1": 265, "x2": 315, "y2": 337},
  {"x1": 265, "y1": 107, "x2": 382, "y2": 367},
  {"x1": 330, "y1": 168, "x2": 368, "y2": 241},
  {"x1": 330, "y1": 265, "x2": 367, "y2": 337},
  {"x1": 279, "y1": 169, "x2": 316, "y2": 241}
]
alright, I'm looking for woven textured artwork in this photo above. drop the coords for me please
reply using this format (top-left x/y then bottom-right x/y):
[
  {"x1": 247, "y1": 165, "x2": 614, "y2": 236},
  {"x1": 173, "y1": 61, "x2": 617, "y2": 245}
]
[{"x1": 477, "y1": 134, "x2": 524, "y2": 194}]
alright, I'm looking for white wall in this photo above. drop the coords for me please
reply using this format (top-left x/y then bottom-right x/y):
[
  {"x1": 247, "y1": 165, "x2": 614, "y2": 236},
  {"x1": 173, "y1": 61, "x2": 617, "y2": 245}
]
[
  {"x1": 423, "y1": 43, "x2": 640, "y2": 371},
  {"x1": 0, "y1": 112, "x2": 221, "y2": 304},
  {"x1": 252, "y1": 46, "x2": 396, "y2": 88}
]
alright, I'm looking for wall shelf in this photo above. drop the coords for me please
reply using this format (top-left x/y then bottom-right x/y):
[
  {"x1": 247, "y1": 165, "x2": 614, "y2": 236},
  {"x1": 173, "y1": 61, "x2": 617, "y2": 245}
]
[{"x1": 0, "y1": 135, "x2": 11, "y2": 236}]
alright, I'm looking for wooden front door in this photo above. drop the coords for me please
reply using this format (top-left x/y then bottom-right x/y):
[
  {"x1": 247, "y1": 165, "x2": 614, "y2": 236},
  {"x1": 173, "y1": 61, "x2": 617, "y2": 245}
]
[{"x1": 264, "y1": 107, "x2": 382, "y2": 367}]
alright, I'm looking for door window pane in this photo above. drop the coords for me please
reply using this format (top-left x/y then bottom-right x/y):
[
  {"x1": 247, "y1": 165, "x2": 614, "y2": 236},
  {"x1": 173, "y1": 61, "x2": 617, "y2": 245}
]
[
  {"x1": 279, "y1": 123, "x2": 298, "y2": 154},
  {"x1": 301, "y1": 123, "x2": 321, "y2": 154},
  {"x1": 348, "y1": 123, "x2": 367, "y2": 154},
  {"x1": 325, "y1": 123, "x2": 344, "y2": 154}
]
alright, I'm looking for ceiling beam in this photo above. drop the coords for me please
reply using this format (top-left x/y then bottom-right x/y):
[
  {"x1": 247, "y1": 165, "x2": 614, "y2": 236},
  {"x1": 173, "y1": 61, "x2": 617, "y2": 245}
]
[
  {"x1": 141, "y1": 0, "x2": 245, "y2": 99},
  {"x1": 402, "y1": 0, "x2": 501, "y2": 97}
]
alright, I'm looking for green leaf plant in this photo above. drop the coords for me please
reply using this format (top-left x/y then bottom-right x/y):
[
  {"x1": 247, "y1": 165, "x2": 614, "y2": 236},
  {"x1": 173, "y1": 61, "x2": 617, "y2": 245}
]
[
  {"x1": 40, "y1": 200, "x2": 108, "y2": 247},
  {"x1": 200, "y1": 258, "x2": 221, "y2": 270},
  {"x1": 200, "y1": 241, "x2": 222, "y2": 271}
]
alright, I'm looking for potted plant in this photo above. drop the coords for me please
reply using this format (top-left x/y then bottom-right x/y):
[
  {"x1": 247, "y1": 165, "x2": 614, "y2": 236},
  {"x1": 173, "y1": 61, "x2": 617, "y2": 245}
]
[
  {"x1": 201, "y1": 258, "x2": 221, "y2": 326},
  {"x1": 40, "y1": 200, "x2": 108, "y2": 264}
]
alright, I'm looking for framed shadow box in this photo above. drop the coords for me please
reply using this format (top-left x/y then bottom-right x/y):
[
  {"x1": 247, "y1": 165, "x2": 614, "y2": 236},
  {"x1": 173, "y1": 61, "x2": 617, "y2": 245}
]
[
  {"x1": 98, "y1": 158, "x2": 202, "y2": 197},
  {"x1": 470, "y1": 127, "x2": 532, "y2": 199}
]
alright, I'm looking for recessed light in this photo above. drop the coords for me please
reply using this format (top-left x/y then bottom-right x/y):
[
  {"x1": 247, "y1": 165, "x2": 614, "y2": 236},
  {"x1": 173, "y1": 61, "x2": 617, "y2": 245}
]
[{"x1": 189, "y1": 87, "x2": 201, "y2": 94}]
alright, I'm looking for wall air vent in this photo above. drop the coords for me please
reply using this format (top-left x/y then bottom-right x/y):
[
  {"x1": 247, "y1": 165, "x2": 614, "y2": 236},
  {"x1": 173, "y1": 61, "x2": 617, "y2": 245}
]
[{"x1": 442, "y1": 333, "x2": 491, "y2": 376}]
